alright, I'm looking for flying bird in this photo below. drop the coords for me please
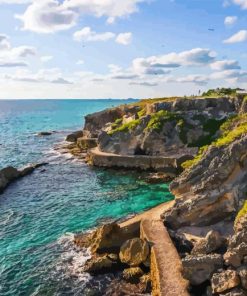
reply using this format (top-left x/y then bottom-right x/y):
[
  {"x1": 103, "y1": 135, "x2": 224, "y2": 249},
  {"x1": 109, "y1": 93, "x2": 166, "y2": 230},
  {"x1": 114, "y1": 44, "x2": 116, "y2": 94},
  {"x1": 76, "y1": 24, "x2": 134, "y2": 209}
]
[{"x1": 208, "y1": 28, "x2": 215, "y2": 32}]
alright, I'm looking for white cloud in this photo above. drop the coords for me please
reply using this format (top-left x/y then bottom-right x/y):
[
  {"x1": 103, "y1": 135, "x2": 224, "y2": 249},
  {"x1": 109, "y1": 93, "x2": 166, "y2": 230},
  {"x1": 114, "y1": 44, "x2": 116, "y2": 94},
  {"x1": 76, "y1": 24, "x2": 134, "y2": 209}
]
[
  {"x1": 232, "y1": 0, "x2": 247, "y2": 9},
  {"x1": 132, "y1": 48, "x2": 216, "y2": 75},
  {"x1": 0, "y1": 34, "x2": 36, "y2": 67},
  {"x1": 210, "y1": 60, "x2": 240, "y2": 71},
  {"x1": 15, "y1": 0, "x2": 78, "y2": 33},
  {"x1": 116, "y1": 32, "x2": 132, "y2": 45},
  {"x1": 224, "y1": 30, "x2": 247, "y2": 43},
  {"x1": 16, "y1": 0, "x2": 149, "y2": 33},
  {"x1": 210, "y1": 69, "x2": 247, "y2": 80},
  {"x1": 176, "y1": 74, "x2": 209, "y2": 85},
  {"x1": 73, "y1": 27, "x2": 115, "y2": 42},
  {"x1": 41, "y1": 55, "x2": 53, "y2": 63},
  {"x1": 4, "y1": 68, "x2": 72, "y2": 84},
  {"x1": 224, "y1": 16, "x2": 238, "y2": 25}
]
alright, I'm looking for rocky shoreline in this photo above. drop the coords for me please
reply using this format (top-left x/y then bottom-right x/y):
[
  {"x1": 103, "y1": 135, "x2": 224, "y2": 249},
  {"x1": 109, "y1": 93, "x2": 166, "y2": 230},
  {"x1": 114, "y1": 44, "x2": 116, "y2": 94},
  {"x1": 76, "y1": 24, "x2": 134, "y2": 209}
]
[{"x1": 64, "y1": 90, "x2": 247, "y2": 295}]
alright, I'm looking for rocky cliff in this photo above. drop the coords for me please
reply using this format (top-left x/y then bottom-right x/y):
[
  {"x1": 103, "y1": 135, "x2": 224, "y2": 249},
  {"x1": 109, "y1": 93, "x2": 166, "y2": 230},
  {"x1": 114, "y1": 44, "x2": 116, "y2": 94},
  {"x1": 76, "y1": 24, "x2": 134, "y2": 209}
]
[{"x1": 69, "y1": 91, "x2": 247, "y2": 295}]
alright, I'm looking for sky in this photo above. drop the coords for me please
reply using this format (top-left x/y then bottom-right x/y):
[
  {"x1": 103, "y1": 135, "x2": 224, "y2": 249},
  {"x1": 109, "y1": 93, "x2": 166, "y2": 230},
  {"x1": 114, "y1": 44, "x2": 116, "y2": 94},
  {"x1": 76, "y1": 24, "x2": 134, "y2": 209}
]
[{"x1": 0, "y1": 0, "x2": 247, "y2": 99}]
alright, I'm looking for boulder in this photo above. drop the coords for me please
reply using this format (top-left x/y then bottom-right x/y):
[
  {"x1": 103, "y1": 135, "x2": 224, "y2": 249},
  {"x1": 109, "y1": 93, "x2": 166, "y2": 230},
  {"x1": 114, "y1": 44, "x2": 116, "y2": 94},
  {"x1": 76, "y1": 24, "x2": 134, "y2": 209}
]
[
  {"x1": 0, "y1": 166, "x2": 20, "y2": 193},
  {"x1": 238, "y1": 267, "x2": 247, "y2": 290},
  {"x1": 192, "y1": 230, "x2": 226, "y2": 255},
  {"x1": 211, "y1": 270, "x2": 240, "y2": 294},
  {"x1": 219, "y1": 288, "x2": 247, "y2": 296},
  {"x1": 182, "y1": 254, "x2": 223, "y2": 285},
  {"x1": 224, "y1": 243, "x2": 247, "y2": 268},
  {"x1": 122, "y1": 267, "x2": 144, "y2": 283},
  {"x1": 119, "y1": 238, "x2": 150, "y2": 267},
  {"x1": 66, "y1": 130, "x2": 83, "y2": 142},
  {"x1": 89, "y1": 223, "x2": 138, "y2": 254},
  {"x1": 83, "y1": 254, "x2": 120, "y2": 275}
]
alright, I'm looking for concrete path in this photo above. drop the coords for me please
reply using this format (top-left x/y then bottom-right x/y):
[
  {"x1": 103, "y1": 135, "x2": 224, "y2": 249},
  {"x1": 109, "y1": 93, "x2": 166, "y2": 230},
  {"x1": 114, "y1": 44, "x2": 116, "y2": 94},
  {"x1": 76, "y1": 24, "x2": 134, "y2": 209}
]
[{"x1": 141, "y1": 219, "x2": 190, "y2": 296}]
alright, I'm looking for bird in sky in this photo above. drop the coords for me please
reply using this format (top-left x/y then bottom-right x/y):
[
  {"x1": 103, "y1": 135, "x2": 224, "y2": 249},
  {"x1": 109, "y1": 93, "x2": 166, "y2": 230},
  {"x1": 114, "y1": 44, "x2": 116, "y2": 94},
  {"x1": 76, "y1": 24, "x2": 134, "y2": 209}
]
[{"x1": 208, "y1": 28, "x2": 215, "y2": 31}]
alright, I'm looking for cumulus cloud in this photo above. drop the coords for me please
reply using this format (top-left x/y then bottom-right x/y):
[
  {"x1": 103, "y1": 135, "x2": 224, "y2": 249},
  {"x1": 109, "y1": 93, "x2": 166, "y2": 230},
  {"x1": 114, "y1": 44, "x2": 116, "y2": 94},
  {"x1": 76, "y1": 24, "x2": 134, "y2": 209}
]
[
  {"x1": 0, "y1": 34, "x2": 36, "y2": 67},
  {"x1": 210, "y1": 59, "x2": 241, "y2": 71},
  {"x1": 232, "y1": 0, "x2": 247, "y2": 9},
  {"x1": 15, "y1": 0, "x2": 78, "y2": 33},
  {"x1": 224, "y1": 30, "x2": 247, "y2": 43},
  {"x1": 224, "y1": 16, "x2": 238, "y2": 25},
  {"x1": 132, "y1": 48, "x2": 216, "y2": 75},
  {"x1": 73, "y1": 27, "x2": 115, "y2": 42},
  {"x1": 116, "y1": 32, "x2": 132, "y2": 45},
  {"x1": 210, "y1": 69, "x2": 247, "y2": 80},
  {"x1": 16, "y1": 0, "x2": 148, "y2": 33}
]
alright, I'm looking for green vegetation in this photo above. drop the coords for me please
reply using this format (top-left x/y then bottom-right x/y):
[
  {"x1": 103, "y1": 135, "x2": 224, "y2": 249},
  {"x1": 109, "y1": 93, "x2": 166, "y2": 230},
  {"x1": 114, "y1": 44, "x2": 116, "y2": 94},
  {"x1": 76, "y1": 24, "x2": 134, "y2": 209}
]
[
  {"x1": 215, "y1": 113, "x2": 247, "y2": 147},
  {"x1": 182, "y1": 113, "x2": 247, "y2": 170},
  {"x1": 146, "y1": 110, "x2": 178, "y2": 132},
  {"x1": 235, "y1": 200, "x2": 247, "y2": 224},
  {"x1": 137, "y1": 108, "x2": 146, "y2": 118},
  {"x1": 202, "y1": 88, "x2": 242, "y2": 97},
  {"x1": 182, "y1": 145, "x2": 209, "y2": 169},
  {"x1": 108, "y1": 118, "x2": 141, "y2": 135}
]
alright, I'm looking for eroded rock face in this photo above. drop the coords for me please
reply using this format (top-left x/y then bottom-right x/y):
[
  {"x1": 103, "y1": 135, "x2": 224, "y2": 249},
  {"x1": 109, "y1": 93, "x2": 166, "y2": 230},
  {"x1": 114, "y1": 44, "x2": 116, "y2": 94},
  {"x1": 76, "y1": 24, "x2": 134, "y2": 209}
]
[
  {"x1": 122, "y1": 267, "x2": 144, "y2": 283},
  {"x1": 66, "y1": 130, "x2": 83, "y2": 143},
  {"x1": 119, "y1": 238, "x2": 150, "y2": 267},
  {"x1": 182, "y1": 254, "x2": 223, "y2": 285},
  {"x1": 192, "y1": 231, "x2": 226, "y2": 255},
  {"x1": 83, "y1": 254, "x2": 121, "y2": 275},
  {"x1": 163, "y1": 134, "x2": 247, "y2": 229},
  {"x1": 211, "y1": 270, "x2": 240, "y2": 294}
]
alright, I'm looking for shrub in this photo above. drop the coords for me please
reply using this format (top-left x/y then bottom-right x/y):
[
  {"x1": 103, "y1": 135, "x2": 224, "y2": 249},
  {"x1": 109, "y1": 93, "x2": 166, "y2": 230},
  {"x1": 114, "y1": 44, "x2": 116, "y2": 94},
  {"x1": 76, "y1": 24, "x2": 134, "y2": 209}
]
[
  {"x1": 146, "y1": 110, "x2": 178, "y2": 132},
  {"x1": 235, "y1": 201, "x2": 247, "y2": 224},
  {"x1": 108, "y1": 119, "x2": 141, "y2": 135},
  {"x1": 181, "y1": 145, "x2": 209, "y2": 169}
]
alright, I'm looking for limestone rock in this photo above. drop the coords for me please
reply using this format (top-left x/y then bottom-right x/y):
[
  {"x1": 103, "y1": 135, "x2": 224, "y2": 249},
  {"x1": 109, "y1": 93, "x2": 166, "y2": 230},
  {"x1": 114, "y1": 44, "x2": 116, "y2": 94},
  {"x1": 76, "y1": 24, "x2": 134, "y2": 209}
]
[
  {"x1": 192, "y1": 230, "x2": 225, "y2": 255},
  {"x1": 224, "y1": 243, "x2": 247, "y2": 268},
  {"x1": 119, "y1": 238, "x2": 150, "y2": 267},
  {"x1": 90, "y1": 223, "x2": 138, "y2": 254},
  {"x1": 83, "y1": 254, "x2": 120, "y2": 275},
  {"x1": 211, "y1": 270, "x2": 240, "y2": 294},
  {"x1": 0, "y1": 166, "x2": 20, "y2": 193},
  {"x1": 182, "y1": 254, "x2": 223, "y2": 285},
  {"x1": 37, "y1": 131, "x2": 52, "y2": 136},
  {"x1": 238, "y1": 267, "x2": 247, "y2": 290},
  {"x1": 122, "y1": 267, "x2": 144, "y2": 283},
  {"x1": 163, "y1": 134, "x2": 247, "y2": 229},
  {"x1": 219, "y1": 288, "x2": 247, "y2": 296},
  {"x1": 66, "y1": 130, "x2": 83, "y2": 142}
]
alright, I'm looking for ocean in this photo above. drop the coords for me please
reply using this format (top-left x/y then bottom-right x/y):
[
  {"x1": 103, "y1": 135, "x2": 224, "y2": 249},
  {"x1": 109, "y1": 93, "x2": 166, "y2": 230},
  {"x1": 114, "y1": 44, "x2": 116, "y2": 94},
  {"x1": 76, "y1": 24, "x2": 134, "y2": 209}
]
[{"x1": 0, "y1": 99, "x2": 173, "y2": 295}]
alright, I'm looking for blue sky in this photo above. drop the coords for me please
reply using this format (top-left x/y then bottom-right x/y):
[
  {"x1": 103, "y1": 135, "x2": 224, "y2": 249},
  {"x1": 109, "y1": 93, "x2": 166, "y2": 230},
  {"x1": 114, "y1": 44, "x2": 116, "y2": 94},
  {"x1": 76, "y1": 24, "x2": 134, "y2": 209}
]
[{"x1": 0, "y1": 0, "x2": 247, "y2": 99}]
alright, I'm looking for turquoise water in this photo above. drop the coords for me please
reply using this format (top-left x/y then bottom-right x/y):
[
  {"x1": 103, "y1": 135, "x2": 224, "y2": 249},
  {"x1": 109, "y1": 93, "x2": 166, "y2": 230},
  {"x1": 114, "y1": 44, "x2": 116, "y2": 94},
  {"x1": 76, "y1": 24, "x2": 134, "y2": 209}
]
[{"x1": 0, "y1": 100, "x2": 174, "y2": 295}]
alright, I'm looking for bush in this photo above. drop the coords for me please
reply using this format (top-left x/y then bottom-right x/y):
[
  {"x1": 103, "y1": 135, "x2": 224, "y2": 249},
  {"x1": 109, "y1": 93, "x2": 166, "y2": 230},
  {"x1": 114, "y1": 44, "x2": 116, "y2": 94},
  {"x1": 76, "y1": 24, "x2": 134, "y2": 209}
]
[
  {"x1": 146, "y1": 110, "x2": 178, "y2": 132},
  {"x1": 235, "y1": 201, "x2": 247, "y2": 224},
  {"x1": 108, "y1": 119, "x2": 141, "y2": 135}
]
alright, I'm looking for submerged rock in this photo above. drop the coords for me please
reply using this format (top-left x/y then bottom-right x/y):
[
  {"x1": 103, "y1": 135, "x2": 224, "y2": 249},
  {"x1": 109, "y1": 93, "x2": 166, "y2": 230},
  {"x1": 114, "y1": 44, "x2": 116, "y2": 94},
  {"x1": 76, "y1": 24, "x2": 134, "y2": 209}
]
[
  {"x1": 37, "y1": 131, "x2": 53, "y2": 136},
  {"x1": 66, "y1": 130, "x2": 83, "y2": 143},
  {"x1": 0, "y1": 163, "x2": 48, "y2": 194},
  {"x1": 119, "y1": 238, "x2": 149, "y2": 267}
]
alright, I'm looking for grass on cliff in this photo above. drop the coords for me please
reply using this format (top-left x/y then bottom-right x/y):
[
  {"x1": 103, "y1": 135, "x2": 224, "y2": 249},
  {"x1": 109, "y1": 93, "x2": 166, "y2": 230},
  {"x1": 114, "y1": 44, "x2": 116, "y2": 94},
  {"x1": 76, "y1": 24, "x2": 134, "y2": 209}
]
[
  {"x1": 146, "y1": 110, "x2": 178, "y2": 132},
  {"x1": 182, "y1": 113, "x2": 247, "y2": 170},
  {"x1": 108, "y1": 118, "x2": 141, "y2": 135},
  {"x1": 235, "y1": 200, "x2": 247, "y2": 224}
]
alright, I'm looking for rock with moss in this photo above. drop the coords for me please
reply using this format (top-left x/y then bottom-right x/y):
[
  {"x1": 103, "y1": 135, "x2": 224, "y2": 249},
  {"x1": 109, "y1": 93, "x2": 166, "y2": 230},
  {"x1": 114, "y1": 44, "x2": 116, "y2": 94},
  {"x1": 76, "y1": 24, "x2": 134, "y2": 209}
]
[{"x1": 162, "y1": 115, "x2": 247, "y2": 229}]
